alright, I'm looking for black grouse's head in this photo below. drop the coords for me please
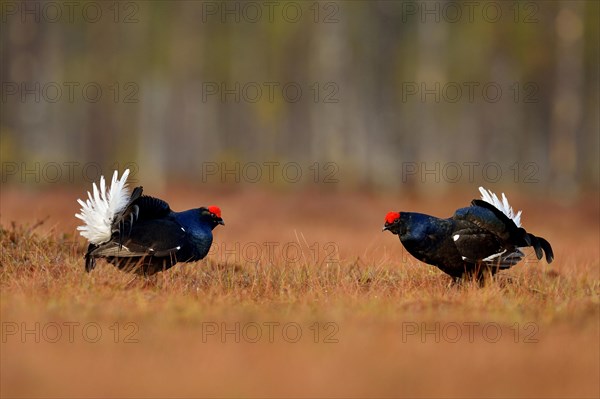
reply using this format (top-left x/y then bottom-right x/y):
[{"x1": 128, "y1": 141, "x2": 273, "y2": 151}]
[
  {"x1": 382, "y1": 211, "x2": 402, "y2": 235},
  {"x1": 201, "y1": 206, "x2": 225, "y2": 229}
]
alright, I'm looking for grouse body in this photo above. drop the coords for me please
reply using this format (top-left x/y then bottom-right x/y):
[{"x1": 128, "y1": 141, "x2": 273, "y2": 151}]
[
  {"x1": 383, "y1": 187, "x2": 554, "y2": 280},
  {"x1": 76, "y1": 170, "x2": 223, "y2": 275}
]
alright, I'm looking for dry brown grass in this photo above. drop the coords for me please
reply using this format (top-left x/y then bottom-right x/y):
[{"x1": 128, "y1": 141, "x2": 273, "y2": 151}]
[{"x1": 1, "y1": 187, "x2": 599, "y2": 398}]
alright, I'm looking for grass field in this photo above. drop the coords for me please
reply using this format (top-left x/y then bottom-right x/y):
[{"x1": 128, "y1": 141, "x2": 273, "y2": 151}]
[{"x1": 1, "y1": 187, "x2": 599, "y2": 398}]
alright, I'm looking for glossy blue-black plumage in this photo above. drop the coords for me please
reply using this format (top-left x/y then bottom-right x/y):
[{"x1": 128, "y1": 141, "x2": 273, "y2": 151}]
[
  {"x1": 85, "y1": 187, "x2": 223, "y2": 275},
  {"x1": 173, "y1": 209, "x2": 216, "y2": 260},
  {"x1": 384, "y1": 199, "x2": 553, "y2": 281}
]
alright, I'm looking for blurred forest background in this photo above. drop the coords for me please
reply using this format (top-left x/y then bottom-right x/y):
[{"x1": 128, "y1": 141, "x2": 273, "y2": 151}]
[{"x1": 1, "y1": 0, "x2": 598, "y2": 196}]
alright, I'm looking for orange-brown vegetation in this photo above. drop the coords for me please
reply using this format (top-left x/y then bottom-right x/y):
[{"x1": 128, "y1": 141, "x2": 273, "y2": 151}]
[{"x1": 1, "y1": 187, "x2": 598, "y2": 398}]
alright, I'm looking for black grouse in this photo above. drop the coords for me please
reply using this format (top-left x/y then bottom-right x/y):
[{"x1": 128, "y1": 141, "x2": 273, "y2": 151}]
[
  {"x1": 76, "y1": 169, "x2": 224, "y2": 275},
  {"x1": 383, "y1": 187, "x2": 554, "y2": 281}
]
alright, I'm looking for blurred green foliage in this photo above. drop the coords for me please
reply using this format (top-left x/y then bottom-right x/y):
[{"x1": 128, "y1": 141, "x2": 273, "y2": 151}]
[{"x1": 1, "y1": 1, "x2": 598, "y2": 194}]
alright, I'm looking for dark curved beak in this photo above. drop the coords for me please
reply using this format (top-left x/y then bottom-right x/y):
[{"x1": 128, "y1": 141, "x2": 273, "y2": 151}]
[
  {"x1": 382, "y1": 225, "x2": 390, "y2": 232},
  {"x1": 218, "y1": 219, "x2": 225, "y2": 226}
]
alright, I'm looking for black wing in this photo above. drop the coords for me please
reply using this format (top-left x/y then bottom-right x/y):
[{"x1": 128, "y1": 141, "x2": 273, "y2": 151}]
[
  {"x1": 454, "y1": 200, "x2": 518, "y2": 241},
  {"x1": 132, "y1": 195, "x2": 172, "y2": 220},
  {"x1": 451, "y1": 226, "x2": 524, "y2": 269},
  {"x1": 111, "y1": 190, "x2": 173, "y2": 244},
  {"x1": 90, "y1": 218, "x2": 187, "y2": 258}
]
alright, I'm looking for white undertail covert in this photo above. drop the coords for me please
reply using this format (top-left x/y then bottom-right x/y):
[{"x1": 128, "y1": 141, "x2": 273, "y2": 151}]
[{"x1": 75, "y1": 169, "x2": 131, "y2": 244}]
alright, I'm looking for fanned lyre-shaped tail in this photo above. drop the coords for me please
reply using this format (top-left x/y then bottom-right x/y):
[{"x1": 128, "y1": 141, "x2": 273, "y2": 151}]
[
  {"x1": 478, "y1": 187, "x2": 522, "y2": 227},
  {"x1": 75, "y1": 169, "x2": 132, "y2": 245},
  {"x1": 478, "y1": 186, "x2": 554, "y2": 265},
  {"x1": 526, "y1": 233, "x2": 554, "y2": 263},
  {"x1": 76, "y1": 169, "x2": 135, "y2": 272}
]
